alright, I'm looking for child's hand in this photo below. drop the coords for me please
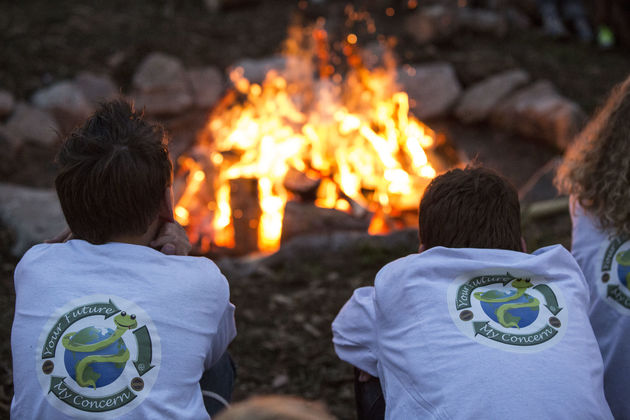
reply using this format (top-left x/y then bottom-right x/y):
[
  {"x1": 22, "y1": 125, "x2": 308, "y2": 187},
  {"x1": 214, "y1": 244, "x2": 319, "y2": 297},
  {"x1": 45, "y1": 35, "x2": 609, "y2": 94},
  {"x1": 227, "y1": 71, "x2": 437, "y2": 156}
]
[{"x1": 150, "y1": 221, "x2": 192, "y2": 256}]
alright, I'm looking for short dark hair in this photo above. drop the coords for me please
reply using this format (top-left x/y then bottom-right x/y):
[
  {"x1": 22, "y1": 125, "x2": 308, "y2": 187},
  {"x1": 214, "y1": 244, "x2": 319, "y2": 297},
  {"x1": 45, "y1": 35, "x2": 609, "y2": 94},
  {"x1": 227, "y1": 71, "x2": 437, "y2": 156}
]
[
  {"x1": 418, "y1": 166, "x2": 521, "y2": 251},
  {"x1": 55, "y1": 100, "x2": 172, "y2": 244}
]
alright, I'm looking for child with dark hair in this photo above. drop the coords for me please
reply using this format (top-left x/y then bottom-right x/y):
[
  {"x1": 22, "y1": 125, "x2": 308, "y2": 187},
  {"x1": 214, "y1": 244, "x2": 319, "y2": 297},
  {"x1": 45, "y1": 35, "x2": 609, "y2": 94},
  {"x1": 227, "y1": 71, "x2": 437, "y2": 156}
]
[
  {"x1": 11, "y1": 100, "x2": 236, "y2": 419},
  {"x1": 556, "y1": 75, "x2": 630, "y2": 418},
  {"x1": 333, "y1": 166, "x2": 612, "y2": 419}
]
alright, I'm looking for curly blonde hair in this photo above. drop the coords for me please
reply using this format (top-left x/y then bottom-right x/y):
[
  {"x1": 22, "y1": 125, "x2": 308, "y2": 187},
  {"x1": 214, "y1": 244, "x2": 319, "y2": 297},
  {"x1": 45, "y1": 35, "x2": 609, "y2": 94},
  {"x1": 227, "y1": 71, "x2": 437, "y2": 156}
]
[{"x1": 556, "y1": 75, "x2": 630, "y2": 236}]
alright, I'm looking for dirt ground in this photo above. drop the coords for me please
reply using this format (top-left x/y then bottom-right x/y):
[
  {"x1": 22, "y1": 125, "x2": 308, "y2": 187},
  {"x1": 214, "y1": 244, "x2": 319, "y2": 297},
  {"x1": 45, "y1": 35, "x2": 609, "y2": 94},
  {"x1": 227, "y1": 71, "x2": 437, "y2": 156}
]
[{"x1": 1, "y1": 1, "x2": 629, "y2": 418}]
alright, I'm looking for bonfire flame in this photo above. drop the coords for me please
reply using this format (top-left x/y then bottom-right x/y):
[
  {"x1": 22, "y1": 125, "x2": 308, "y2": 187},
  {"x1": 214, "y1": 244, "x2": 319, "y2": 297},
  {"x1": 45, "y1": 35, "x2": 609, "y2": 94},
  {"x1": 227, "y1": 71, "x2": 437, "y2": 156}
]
[{"x1": 174, "y1": 14, "x2": 439, "y2": 253}]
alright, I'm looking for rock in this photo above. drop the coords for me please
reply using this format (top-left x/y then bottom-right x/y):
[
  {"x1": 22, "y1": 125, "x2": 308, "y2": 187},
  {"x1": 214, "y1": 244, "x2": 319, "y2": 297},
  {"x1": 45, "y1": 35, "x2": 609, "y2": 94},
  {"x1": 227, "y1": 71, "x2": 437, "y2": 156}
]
[
  {"x1": 131, "y1": 52, "x2": 193, "y2": 115},
  {"x1": 5, "y1": 103, "x2": 60, "y2": 147},
  {"x1": 31, "y1": 81, "x2": 94, "y2": 133},
  {"x1": 0, "y1": 183, "x2": 67, "y2": 256},
  {"x1": 397, "y1": 62, "x2": 462, "y2": 119},
  {"x1": 227, "y1": 56, "x2": 287, "y2": 85},
  {"x1": 405, "y1": 6, "x2": 509, "y2": 44},
  {"x1": 75, "y1": 72, "x2": 119, "y2": 104},
  {"x1": 457, "y1": 7, "x2": 508, "y2": 37},
  {"x1": 455, "y1": 69, "x2": 530, "y2": 123},
  {"x1": 448, "y1": 46, "x2": 519, "y2": 86},
  {"x1": 0, "y1": 90, "x2": 15, "y2": 118},
  {"x1": 490, "y1": 81, "x2": 586, "y2": 150},
  {"x1": 404, "y1": 5, "x2": 459, "y2": 45},
  {"x1": 187, "y1": 66, "x2": 224, "y2": 109},
  {"x1": 133, "y1": 53, "x2": 187, "y2": 92}
]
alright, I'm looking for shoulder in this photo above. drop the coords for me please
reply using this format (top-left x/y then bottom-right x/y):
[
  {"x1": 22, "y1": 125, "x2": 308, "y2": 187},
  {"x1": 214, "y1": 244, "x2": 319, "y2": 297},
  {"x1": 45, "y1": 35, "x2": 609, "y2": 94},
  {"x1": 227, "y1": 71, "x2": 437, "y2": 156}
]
[
  {"x1": 15, "y1": 243, "x2": 60, "y2": 276},
  {"x1": 165, "y1": 255, "x2": 230, "y2": 299},
  {"x1": 532, "y1": 244, "x2": 585, "y2": 275},
  {"x1": 332, "y1": 286, "x2": 376, "y2": 341},
  {"x1": 375, "y1": 253, "x2": 422, "y2": 283},
  {"x1": 169, "y1": 254, "x2": 223, "y2": 274},
  {"x1": 374, "y1": 248, "x2": 475, "y2": 287},
  {"x1": 18, "y1": 242, "x2": 56, "y2": 261},
  {"x1": 532, "y1": 243, "x2": 573, "y2": 260}
]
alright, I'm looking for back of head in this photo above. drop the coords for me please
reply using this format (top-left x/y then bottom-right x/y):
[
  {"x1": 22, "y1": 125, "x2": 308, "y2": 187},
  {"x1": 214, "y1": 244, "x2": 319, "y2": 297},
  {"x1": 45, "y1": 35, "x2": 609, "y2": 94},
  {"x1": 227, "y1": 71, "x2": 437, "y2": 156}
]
[
  {"x1": 419, "y1": 166, "x2": 521, "y2": 251},
  {"x1": 556, "y1": 74, "x2": 630, "y2": 236},
  {"x1": 55, "y1": 100, "x2": 172, "y2": 244}
]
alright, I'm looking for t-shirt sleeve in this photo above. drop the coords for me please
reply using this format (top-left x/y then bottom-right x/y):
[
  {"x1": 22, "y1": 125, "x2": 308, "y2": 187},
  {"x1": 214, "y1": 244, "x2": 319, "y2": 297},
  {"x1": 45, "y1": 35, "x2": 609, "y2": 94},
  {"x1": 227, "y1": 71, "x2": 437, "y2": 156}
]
[
  {"x1": 205, "y1": 302, "x2": 236, "y2": 370},
  {"x1": 331, "y1": 286, "x2": 379, "y2": 377}
]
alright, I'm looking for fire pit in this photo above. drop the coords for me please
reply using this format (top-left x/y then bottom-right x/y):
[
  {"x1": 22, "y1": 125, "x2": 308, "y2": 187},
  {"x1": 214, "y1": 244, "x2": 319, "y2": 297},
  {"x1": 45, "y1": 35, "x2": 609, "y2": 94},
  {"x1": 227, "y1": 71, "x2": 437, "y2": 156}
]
[{"x1": 173, "y1": 11, "x2": 459, "y2": 255}]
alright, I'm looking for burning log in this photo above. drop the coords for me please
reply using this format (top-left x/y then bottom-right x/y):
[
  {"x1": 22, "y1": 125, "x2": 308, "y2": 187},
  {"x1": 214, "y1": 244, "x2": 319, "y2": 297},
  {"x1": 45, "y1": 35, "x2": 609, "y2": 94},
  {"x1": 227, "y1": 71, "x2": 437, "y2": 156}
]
[
  {"x1": 283, "y1": 167, "x2": 321, "y2": 202},
  {"x1": 230, "y1": 178, "x2": 261, "y2": 254},
  {"x1": 172, "y1": 20, "x2": 462, "y2": 255},
  {"x1": 281, "y1": 201, "x2": 371, "y2": 245},
  {"x1": 336, "y1": 188, "x2": 371, "y2": 220}
]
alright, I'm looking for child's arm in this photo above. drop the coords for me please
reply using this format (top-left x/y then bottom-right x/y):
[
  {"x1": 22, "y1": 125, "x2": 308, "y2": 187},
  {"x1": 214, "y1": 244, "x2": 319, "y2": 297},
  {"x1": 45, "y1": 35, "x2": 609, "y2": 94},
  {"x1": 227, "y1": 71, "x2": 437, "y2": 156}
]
[
  {"x1": 332, "y1": 286, "x2": 379, "y2": 377},
  {"x1": 205, "y1": 302, "x2": 237, "y2": 370}
]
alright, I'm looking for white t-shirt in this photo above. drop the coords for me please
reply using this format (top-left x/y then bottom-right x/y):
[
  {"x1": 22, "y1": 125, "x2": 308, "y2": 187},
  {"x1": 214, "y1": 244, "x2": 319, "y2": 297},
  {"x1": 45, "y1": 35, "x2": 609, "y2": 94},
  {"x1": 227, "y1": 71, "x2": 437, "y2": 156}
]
[
  {"x1": 570, "y1": 198, "x2": 630, "y2": 419},
  {"x1": 11, "y1": 240, "x2": 236, "y2": 420},
  {"x1": 332, "y1": 245, "x2": 612, "y2": 420}
]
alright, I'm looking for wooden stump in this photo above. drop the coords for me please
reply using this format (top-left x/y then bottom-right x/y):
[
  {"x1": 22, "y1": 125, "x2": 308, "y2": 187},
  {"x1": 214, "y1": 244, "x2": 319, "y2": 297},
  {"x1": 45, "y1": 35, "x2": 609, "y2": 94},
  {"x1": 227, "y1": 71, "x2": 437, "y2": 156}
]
[{"x1": 230, "y1": 178, "x2": 261, "y2": 254}]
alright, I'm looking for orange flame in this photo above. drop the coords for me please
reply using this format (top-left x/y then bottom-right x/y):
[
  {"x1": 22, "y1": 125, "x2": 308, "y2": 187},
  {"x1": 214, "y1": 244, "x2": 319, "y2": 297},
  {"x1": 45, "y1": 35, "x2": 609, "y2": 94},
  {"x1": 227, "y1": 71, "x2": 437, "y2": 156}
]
[{"x1": 175, "y1": 15, "x2": 439, "y2": 254}]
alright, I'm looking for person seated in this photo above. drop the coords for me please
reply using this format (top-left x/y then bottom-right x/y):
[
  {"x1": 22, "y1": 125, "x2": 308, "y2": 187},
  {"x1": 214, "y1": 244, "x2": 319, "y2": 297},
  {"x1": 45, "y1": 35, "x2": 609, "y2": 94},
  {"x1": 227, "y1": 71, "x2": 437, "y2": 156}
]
[
  {"x1": 10, "y1": 100, "x2": 236, "y2": 419},
  {"x1": 556, "y1": 74, "x2": 630, "y2": 418},
  {"x1": 332, "y1": 166, "x2": 612, "y2": 419}
]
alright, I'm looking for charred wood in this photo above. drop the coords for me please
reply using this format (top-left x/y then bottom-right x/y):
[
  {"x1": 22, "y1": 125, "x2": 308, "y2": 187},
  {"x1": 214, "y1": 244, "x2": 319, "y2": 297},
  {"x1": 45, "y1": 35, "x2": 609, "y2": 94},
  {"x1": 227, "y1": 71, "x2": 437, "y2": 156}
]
[
  {"x1": 230, "y1": 178, "x2": 261, "y2": 254},
  {"x1": 281, "y1": 201, "x2": 371, "y2": 245},
  {"x1": 283, "y1": 167, "x2": 321, "y2": 202}
]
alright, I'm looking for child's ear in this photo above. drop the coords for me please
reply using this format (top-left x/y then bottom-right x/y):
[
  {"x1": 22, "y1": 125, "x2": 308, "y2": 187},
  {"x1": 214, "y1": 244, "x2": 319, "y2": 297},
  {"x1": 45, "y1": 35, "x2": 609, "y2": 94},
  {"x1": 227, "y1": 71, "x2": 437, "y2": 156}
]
[
  {"x1": 159, "y1": 187, "x2": 175, "y2": 222},
  {"x1": 418, "y1": 243, "x2": 426, "y2": 253},
  {"x1": 521, "y1": 237, "x2": 527, "y2": 253}
]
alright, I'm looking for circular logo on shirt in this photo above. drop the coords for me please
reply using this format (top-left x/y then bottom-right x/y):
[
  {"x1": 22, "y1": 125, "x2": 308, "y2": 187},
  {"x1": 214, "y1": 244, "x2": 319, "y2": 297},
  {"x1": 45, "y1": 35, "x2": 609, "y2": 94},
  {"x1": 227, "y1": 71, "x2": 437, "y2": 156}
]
[
  {"x1": 598, "y1": 237, "x2": 630, "y2": 314},
  {"x1": 447, "y1": 269, "x2": 567, "y2": 352},
  {"x1": 36, "y1": 295, "x2": 161, "y2": 418}
]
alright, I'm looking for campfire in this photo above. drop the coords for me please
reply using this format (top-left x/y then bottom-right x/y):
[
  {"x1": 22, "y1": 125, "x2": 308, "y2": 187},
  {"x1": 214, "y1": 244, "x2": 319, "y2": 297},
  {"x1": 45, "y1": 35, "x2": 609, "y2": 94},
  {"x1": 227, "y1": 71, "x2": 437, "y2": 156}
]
[{"x1": 173, "y1": 11, "x2": 456, "y2": 255}]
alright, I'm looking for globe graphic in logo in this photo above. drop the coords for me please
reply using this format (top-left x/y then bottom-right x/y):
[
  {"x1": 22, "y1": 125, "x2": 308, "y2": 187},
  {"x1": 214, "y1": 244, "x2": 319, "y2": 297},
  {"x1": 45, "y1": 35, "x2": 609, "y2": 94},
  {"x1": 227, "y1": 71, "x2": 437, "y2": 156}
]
[
  {"x1": 616, "y1": 255, "x2": 630, "y2": 289},
  {"x1": 478, "y1": 289, "x2": 539, "y2": 328},
  {"x1": 63, "y1": 326, "x2": 128, "y2": 388},
  {"x1": 617, "y1": 264, "x2": 630, "y2": 289}
]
